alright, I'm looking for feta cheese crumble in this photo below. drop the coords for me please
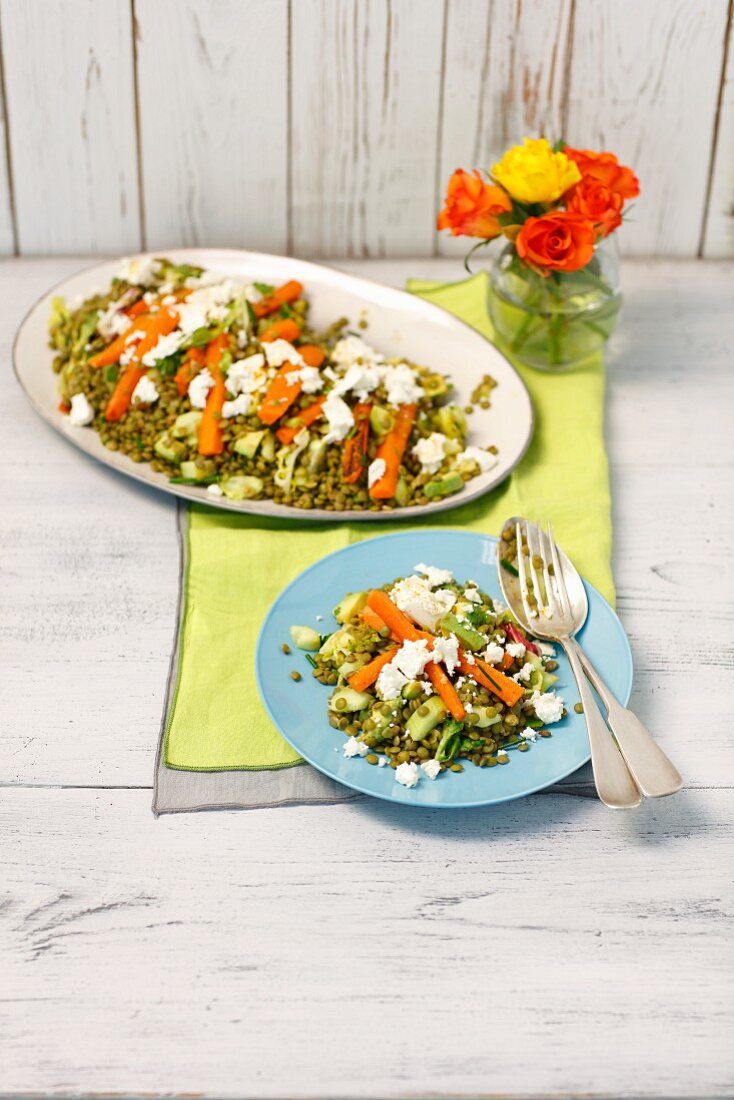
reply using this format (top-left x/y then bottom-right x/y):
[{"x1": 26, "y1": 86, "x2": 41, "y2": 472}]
[
  {"x1": 263, "y1": 339, "x2": 303, "y2": 368},
  {"x1": 367, "y1": 457, "x2": 386, "y2": 488},
  {"x1": 117, "y1": 255, "x2": 160, "y2": 287},
  {"x1": 531, "y1": 691, "x2": 564, "y2": 724},
  {"x1": 207, "y1": 484, "x2": 224, "y2": 498},
  {"x1": 375, "y1": 662, "x2": 408, "y2": 701},
  {"x1": 420, "y1": 759, "x2": 442, "y2": 781},
  {"x1": 68, "y1": 393, "x2": 94, "y2": 426},
  {"x1": 343, "y1": 736, "x2": 369, "y2": 759},
  {"x1": 284, "y1": 365, "x2": 323, "y2": 394},
  {"x1": 412, "y1": 432, "x2": 449, "y2": 474},
  {"x1": 464, "y1": 587, "x2": 482, "y2": 603},
  {"x1": 395, "y1": 761, "x2": 420, "y2": 788},
  {"x1": 141, "y1": 331, "x2": 182, "y2": 367},
  {"x1": 331, "y1": 334, "x2": 381, "y2": 368},
  {"x1": 521, "y1": 726, "x2": 538, "y2": 742},
  {"x1": 457, "y1": 446, "x2": 498, "y2": 473},
  {"x1": 431, "y1": 633, "x2": 460, "y2": 675},
  {"x1": 322, "y1": 392, "x2": 354, "y2": 443},
  {"x1": 513, "y1": 662, "x2": 533, "y2": 683},
  {"x1": 483, "y1": 642, "x2": 505, "y2": 665},
  {"x1": 505, "y1": 641, "x2": 526, "y2": 659},
  {"x1": 390, "y1": 574, "x2": 456, "y2": 632},
  {"x1": 131, "y1": 374, "x2": 160, "y2": 405},
  {"x1": 97, "y1": 300, "x2": 133, "y2": 339},
  {"x1": 188, "y1": 368, "x2": 215, "y2": 409},
  {"x1": 222, "y1": 394, "x2": 252, "y2": 419},
  {"x1": 380, "y1": 363, "x2": 423, "y2": 406},
  {"x1": 377, "y1": 755, "x2": 389, "y2": 767},
  {"x1": 390, "y1": 639, "x2": 433, "y2": 680},
  {"x1": 226, "y1": 353, "x2": 267, "y2": 396},
  {"x1": 414, "y1": 563, "x2": 454, "y2": 588}
]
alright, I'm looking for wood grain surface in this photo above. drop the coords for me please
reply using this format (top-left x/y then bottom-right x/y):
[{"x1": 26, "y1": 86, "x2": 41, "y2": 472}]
[
  {"x1": 0, "y1": 255, "x2": 732, "y2": 1098},
  {"x1": 0, "y1": 0, "x2": 732, "y2": 257}
]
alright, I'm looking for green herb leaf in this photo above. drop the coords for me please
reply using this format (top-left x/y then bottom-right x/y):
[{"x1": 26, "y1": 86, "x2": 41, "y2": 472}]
[{"x1": 500, "y1": 558, "x2": 519, "y2": 577}]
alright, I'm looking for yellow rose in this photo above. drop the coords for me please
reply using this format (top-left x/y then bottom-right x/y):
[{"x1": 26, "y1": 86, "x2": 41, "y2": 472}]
[{"x1": 491, "y1": 137, "x2": 581, "y2": 205}]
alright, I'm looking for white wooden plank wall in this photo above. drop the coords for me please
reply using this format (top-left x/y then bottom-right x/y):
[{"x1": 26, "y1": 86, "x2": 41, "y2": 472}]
[
  {"x1": 0, "y1": 0, "x2": 140, "y2": 254},
  {"x1": 136, "y1": 0, "x2": 289, "y2": 252},
  {"x1": 0, "y1": 0, "x2": 731, "y2": 258}
]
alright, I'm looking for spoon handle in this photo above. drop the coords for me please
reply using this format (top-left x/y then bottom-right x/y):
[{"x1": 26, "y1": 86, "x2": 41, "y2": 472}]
[
  {"x1": 568, "y1": 638, "x2": 683, "y2": 798},
  {"x1": 559, "y1": 639, "x2": 641, "y2": 808}
]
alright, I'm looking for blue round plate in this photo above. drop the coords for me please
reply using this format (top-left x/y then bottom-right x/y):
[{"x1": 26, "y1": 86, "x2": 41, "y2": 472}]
[{"x1": 256, "y1": 531, "x2": 633, "y2": 808}]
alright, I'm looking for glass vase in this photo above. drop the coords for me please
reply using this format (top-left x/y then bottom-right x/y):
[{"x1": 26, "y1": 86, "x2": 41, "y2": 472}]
[{"x1": 488, "y1": 243, "x2": 621, "y2": 371}]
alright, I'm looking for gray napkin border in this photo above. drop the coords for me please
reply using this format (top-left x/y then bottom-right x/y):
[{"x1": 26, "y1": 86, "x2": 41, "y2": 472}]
[{"x1": 152, "y1": 503, "x2": 360, "y2": 815}]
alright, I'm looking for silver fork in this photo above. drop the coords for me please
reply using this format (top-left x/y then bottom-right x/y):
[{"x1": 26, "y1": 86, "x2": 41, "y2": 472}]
[{"x1": 514, "y1": 519, "x2": 642, "y2": 809}]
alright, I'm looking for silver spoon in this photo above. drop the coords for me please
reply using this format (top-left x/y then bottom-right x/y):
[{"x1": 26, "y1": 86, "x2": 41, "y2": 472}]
[{"x1": 497, "y1": 518, "x2": 682, "y2": 802}]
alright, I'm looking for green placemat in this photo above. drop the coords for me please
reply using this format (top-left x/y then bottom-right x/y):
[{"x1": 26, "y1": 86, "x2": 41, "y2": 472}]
[{"x1": 163, "y1": 272, "x2": 612, "y2": 771}]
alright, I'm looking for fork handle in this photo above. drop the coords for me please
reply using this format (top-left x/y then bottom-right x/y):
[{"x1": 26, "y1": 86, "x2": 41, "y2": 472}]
[
  {"x1": 568, "y1": 638, "x2": 683, "y2": 798},
  {"x1": 559, "y1": 639, "x2": 641, "y2": 808}
]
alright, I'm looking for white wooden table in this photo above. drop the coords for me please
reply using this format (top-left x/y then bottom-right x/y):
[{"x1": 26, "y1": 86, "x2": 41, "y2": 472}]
[{"x1": 1, "y1": 257, "x2": 732, "y2": 1100}]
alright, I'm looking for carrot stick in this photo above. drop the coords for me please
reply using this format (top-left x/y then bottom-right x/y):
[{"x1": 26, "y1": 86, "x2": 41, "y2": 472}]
[
  {"x1": 124, "y1": 298, "x2": 149, "y2": 319},
  {"x1": 275, "y1": 397, "x2": 326, "y2": 444},
  {"x1": 458, "y1": 655, "x2": 524, "y2": 708},
  {"x1": 105, "y1": 364, "x2": 147, "y2": 422},
  {"x1": 425, "y1": 662, "x2": 466, "y2": 721},
  {"x1": 90, "y1": 307, "x2": 178, "y2": 368},
  {"x1": 368, "y1": 404, "x2": 417, "y2": 500},
  {"x1": 298, "y1": 345, "x2": 325, "y2": 368},
  {"x1": 366, "y1": 590, "x2": 423, "y2": 642},
  {"x1": 342, "y1": 403, "x2": 372, "y2": 484},
  {"x1": 347, "y1": 647, "x2": 400, "y2": 693},
  {"x1": 257, "y1": 364, "x2": 303, "y2": 426},
  {"x1": 365, "y1": 590, "x2": 471, "y2": 718},
  {"x1": 361, "y1": 605, "x2": 388, "y2": 633},
  {"x1": 253, "y1": 280, "x2": 304, "y2": 319},
  {"x1": 175, "y1": 346, "x2": 205, "y2": 397},
  {"x1": 258, "y1": 346, "x2": 325, "y2": 427},
  {"x1": 501, "y1": 651, "x2": 514, "y2": 670},
  {"x1": 260, "y1": 317, "x2": 302, "y2": 344},
  {"x1": 197, "y1": 333, "x2": 230, "y2": 456}
]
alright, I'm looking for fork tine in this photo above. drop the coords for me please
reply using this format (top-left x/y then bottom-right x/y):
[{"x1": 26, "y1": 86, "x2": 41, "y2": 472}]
[
  {"x1": 514, "y1": 520, "x2": 537, "y2": 625},
  {"x1": 522, "y1": 520, "x2": 546, "y2": 616},
  {"x1": 532, "y1": 520, "x2": 560, "y2": 619},
  {"x1": 546, "y1": 522, "x2": 573, "y2": 619}
]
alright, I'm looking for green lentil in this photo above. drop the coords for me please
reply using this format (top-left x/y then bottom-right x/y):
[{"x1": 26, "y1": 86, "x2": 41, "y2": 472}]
[
  {"x1": 290, "y1": 670, "x2": 301, "y2": 682},
  {"x1": 281, "y1": 643, "x2": 291, "y2": 655}
]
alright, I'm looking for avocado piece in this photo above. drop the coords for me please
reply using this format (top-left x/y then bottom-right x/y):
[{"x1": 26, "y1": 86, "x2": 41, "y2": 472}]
[
  {"x1": 328, "y1": 686, "x2": 374, "y2": 713},
  {"x1": 424, "y1": 472, "x2": 464, "y2": 499},
  {"x1": 421, "y1": 373, "x2": 450, "y2": 399},
  {"x1": 319, "y1": 626, "x2": 356, "y2": 658},
  {"x1": 260, "y1": 431, "x2": 276, "y2": 462},
  {"x1": 405, "y1": 695, "x2": 448, "y2": 741},
  {"x1": 333, "y1": 591, "x2": 368, "y2": 624},
  {"x1": 439, "y1": 612, "x2": 486, "y2": 651},
  {"x1": 154, "y1": 433, "x2": 185, "y2": 463},
  {"x1": 401, "y1": 680, "x2": 424, "y2": 700},
  {"x1": 369, "y1": 405, "x2": 394, "y2": 438},
  {"x1": 394, "y1": 477, "x2": 410, "y2": 507},
  {"x1": 179, "y1": 460, "x2": 214, "y2": 482},
  {"x1": 234, "y1": 430, "x2": 267, "y2": 459},
  {"x1": 289, "y1": 625, "x2": 321, "y2": 652},
  {"x1": 172, "y1": 410, "x2": 203, "y2": 444},
  {"x1": 432, "y1": 404, "x2": 468, "y2": 441},
  {"x1": 472, "y1": 706, "x2": 501, "y2": 729},
  {"x1": 220, "y1": 475, "x2": 264, "y2": 501}
]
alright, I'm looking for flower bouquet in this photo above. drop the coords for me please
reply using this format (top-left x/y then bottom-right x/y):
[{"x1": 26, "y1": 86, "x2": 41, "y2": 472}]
[{"x1": 438, "y1": 138, "x2": 639, "y2": 371}]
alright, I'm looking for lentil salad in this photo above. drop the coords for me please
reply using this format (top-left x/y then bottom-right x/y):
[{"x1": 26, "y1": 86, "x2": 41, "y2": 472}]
[
  {"x1": 48, "y1": 255, "x2": 500, "y2": 512},
  {"x1": 288, "y1": 563, "x2": 567, "y2": 789}
]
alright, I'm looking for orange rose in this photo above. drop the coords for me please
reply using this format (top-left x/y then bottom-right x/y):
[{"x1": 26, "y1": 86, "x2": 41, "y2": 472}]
[
  {"x1": 563, "y1": 146, "x2": 640, "y2": 200},
  {"x1": 437, "y1": 169, "x2": 512, "y2": 239},
  {"x1": 565, "y1": 178, "x2": 623, "y2": 237},
  {"x1": 516, "y1": 211, "x2": 597, "y2": 273}
]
